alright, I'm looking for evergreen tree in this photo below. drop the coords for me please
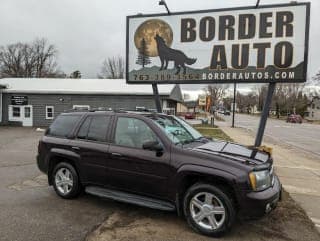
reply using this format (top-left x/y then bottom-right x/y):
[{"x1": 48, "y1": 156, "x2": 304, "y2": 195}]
[
  {"x1": 136, "y1": 38, "x2": 151, "y2": 68},
  {"x1": 70, "y1": 70, "x2": 81, "y2": 78}
]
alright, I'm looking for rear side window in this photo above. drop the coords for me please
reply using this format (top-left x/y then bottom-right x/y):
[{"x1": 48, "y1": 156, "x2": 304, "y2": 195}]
[
  {"x1": 47, "y1": 115, "x2": 81, "y2": 138},
  {"x1": 77, "y1": 117, "x2": 91, "y2": 139},
  {"x1": 77, "y1": 115, "x2": 111, "y2": 142}
]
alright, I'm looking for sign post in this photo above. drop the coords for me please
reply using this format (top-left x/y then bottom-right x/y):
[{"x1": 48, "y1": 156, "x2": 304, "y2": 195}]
[
  {"x1": 126, "y1": 2, "x2": 310, "y2": 146},
  {"x1": 152, "y1": 83, "x2": 162, "y2": 112},
  {"x1": 255, "y1": 82, "x2": 276, "y2": 146}
]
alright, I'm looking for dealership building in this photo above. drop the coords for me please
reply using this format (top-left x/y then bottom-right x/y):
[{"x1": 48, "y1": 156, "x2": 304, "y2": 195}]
[{"x1": 0, "y1": 78, "x2": 183, "y2": 127}]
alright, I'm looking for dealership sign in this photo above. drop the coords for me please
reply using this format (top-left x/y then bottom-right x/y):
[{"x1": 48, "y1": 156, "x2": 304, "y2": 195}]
[
  {"x1": 126, "y1": 3, "x2": 310, "y2": 84},
  {"x1": 11, "y1": 95, "x2": 28, "y2": 105}
]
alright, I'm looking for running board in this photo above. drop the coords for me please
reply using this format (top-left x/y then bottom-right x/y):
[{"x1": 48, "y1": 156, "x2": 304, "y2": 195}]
[{"x1": 85, "y1": 186, "x2": 176, "y2": 211}]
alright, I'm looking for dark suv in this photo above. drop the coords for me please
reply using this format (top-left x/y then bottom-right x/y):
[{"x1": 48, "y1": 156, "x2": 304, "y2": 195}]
[{"x1": 37, "y1": 110, "x2": 281, "y2": 237}]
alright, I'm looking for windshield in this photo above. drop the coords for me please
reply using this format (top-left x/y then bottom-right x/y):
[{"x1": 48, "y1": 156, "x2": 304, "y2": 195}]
[{"x1": 147, "y1": 115, "x2": 203, "y2": 144}]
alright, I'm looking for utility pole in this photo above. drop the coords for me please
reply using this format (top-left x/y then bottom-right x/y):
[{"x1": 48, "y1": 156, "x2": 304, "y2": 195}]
[{"x1": 232, "y1": 83, "x2": 236, "y2": 128}]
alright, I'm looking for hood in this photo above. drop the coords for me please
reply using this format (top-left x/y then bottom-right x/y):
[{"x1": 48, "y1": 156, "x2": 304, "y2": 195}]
[{"x1": 191, "y1": 141, "x2": 270, "y2": 165}]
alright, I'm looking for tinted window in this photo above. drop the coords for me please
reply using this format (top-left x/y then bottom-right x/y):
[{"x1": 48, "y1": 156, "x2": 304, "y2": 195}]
[
  {"x1": 48, "y1": 115, "x2": 81, "y2": 137},
  {"x1": 87, "y1": 116, "x2": 111, "y2": 142},
  {"x1": 77, "y1": 117, "x2": 91, "y2": 139},
  {"x1": 114, "y1": 117, "x2": 157, "y2": 148}
]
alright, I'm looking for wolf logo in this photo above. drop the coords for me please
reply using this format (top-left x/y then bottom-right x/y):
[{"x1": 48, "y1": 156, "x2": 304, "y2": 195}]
[{"x1": 154, "y1": 34, "x2": 197, "y2": 74}]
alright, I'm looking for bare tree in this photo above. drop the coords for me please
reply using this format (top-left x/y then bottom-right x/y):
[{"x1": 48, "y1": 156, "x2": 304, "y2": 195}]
[
  {"x1": 236, "y1": 91, "x2": 258, "y2": 113},
  {"x1": 0, "y1": 38, "x2": 62, "y2": 78},
  {"x1": 309, "y1": 70, "x2": 320, "y2": 96},
  {"x1": 252, "y1": 84, "x2": 268, "y2": 111},
  {"x1": 272, "y1": 83, "x2": 306, "y2": 115},
  {"x1": 32, "y1": 38, "x2": 58, "y2": 77},
  {"x1": 98, "y1": 56, "x2": 124, "y2": 79},
  {"x1": 312, "y1": 70, "x2": 320, "y2": 83},
  {"x1": 204, "y1": 84, "x2": 229, "y2": 108},
  {"x1": 250, "y1": 83, "x2": 307, "y2": 116}
]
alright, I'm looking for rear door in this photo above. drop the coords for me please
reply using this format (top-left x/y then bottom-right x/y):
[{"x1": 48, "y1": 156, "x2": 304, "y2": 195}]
[
  {"x1": 70, "y1": 114, "x2": 112, "y2": 185},
  {"x1": 107, "y1": 115, "x2": 171, "y2": 198}
]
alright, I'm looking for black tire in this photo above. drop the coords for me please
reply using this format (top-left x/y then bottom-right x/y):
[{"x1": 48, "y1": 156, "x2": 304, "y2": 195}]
[
  {"x1": 183, "y1": 183, "x2": 236, "y2": 237},
  {"x1": 52, "y1": 162, "x2": 81, "y2": 199}
]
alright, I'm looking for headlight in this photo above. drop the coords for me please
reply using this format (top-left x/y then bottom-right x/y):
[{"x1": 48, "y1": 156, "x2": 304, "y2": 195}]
[{"x1": 249, "y1": 169, "x2": 272, "y2": 191}]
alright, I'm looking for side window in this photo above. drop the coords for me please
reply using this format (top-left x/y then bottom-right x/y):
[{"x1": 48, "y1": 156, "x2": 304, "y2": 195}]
[
  {"x1": 114, "y1": 117, "x2": 158, "y2": 148},
  {"x1": 77, "y1": 116, "x2": 110, "y2": 142},
  {"x1": 47, "y1": 115, "x2": 81, "y2": 138},
  {"x1": 77, "y1": 117, "x2": 91, "y2": 139}
]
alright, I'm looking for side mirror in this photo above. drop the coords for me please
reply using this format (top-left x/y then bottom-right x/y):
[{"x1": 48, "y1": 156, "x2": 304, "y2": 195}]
[
  {"x1": 204, "y1": 135, "x2": 213, "y2": 141},
  {"x1": 142, "y1": 140, "x2": 163, "y2": 152}
]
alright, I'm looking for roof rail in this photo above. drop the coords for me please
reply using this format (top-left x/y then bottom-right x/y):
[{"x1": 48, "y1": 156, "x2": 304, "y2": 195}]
[{"x1": 63, "y1": 107, "x2": 160, "y2": 114}]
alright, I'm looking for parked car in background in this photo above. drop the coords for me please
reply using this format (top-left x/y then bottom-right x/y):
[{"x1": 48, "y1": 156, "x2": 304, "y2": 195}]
[
  {"x1": 185, "y1": 112, "x2": 196, "y2": 119},
  {"x1": 286, "y1": 114, "x2": 302, "y2": 124},
  {"x1": 37, "y1": 110, "x2": 281, "y2": 237},
  {"x1": 224, "y1": 110, "x2": 231, "y2": 115}
]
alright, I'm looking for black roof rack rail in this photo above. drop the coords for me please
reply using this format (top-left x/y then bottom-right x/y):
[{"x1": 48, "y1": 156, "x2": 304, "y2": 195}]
[{"x1": 63, "y1": 107, "x2": 161, "y2": 114}]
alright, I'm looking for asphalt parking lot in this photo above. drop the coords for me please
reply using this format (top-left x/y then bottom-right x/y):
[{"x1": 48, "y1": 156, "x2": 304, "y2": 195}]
[{"x1": 0, "y1": 127, "x2": 320, "y2": 241}]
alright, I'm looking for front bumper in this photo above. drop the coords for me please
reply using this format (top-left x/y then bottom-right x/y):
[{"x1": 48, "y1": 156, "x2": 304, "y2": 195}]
[{"x1": 238, "y1": 175, "x2": 282, "y2": 217}]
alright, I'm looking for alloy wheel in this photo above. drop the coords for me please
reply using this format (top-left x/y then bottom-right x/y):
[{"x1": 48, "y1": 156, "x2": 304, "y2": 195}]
[
  {"x1": 54, "y1": 167, "x2": 74, "y2": 195},
  {"x1": 190, "y1": 192, "x2": 226, "y2": 230}
]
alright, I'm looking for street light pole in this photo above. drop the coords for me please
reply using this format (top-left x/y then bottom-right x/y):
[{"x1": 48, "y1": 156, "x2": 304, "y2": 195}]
[
  {"x1": 151, "y1": 0, "x2": 171, "y2": 113},
  {"x1": 232, "y1": 82, "x2": 236, "y2": 128},
  {"x1": 159, "y1": 0, "x2": 171, "y2": 15}
]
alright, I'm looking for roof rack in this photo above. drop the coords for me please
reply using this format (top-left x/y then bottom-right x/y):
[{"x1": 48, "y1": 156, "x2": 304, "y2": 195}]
[{"x1": 63, "y1": 107, "x2": 160, "y2": 114}]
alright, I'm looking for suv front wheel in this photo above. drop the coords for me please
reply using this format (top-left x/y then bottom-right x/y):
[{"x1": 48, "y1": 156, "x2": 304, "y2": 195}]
[
  {"x1": 183, "y1": 183, "x2": 235, "y2": 237},
  {"x1": 52, "y1": 162, "x2": 81, "y2": 199}
]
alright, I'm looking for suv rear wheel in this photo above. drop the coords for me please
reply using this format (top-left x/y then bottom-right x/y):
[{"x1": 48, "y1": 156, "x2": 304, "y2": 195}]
[
  {"x1": 52, "y1": 162, "x2": 81, "y2": 199},
  {"x1": 183, "y1": 183, "x2": 235, "y2": 237}
]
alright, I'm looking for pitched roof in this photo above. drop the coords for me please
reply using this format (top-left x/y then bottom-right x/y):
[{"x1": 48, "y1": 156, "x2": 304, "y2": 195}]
[{"x1": 0, "y1": 78, "x2": 175, "y2": 95}]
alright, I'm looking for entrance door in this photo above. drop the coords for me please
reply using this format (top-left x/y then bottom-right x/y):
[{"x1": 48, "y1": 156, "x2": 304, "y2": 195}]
[
  {"x1": 22, "y1": 106, "x2": 33, "y2": 126},
  {"x1": 8, "y1": 105, "x2": 33, "y2": 126}
]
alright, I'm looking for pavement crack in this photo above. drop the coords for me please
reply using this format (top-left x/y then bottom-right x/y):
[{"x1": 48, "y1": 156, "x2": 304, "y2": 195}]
[{"x1": 0, "y1": 162, "x2": 35, "y2": 168}]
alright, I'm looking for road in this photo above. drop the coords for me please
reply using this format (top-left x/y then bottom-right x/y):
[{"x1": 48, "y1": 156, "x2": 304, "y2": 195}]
[
  {"x1": 0, "y1": 127, "x2": 112, "y2": 241},
  {"x1": 220, "y1": 114, "x2": 320, "y2": 157}
]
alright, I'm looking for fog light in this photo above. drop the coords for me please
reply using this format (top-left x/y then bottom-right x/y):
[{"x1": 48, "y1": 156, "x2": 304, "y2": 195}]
[{"x1": 265, "y1": 203, "x2": 272, "y2": 213}]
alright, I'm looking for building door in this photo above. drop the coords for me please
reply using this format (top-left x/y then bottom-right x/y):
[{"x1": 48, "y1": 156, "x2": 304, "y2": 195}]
[{"x1": 8, "y1": 105, "x2": 33, "y2": 127}]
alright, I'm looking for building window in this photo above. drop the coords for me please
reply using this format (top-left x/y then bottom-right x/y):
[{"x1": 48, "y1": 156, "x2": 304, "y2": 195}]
[
  {"x1": 13, "y1": 107, "x2": 21, "y2": 117},
  {"x1": 46, "y1": 106, "x2": 54, "y2": 119},
  {"x1": 24, "y1": 107, "x2": 31, "y2": 118},
  {"x1": 312, "y1": 104, "x2": 315, "y2": 109}
]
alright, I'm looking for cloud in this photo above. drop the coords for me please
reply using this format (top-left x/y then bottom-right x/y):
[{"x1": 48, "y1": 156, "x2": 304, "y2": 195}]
[{"x1": 0, "y1": 0, "x2": 318, "y2": 88}]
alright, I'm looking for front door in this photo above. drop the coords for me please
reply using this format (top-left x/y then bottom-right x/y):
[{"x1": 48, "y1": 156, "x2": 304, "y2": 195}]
[
  {"x1": 8, "y1": 105, "x2": 33, "y2": 126},
  {"x1": 107, "y1": 116, "x2": 171, "y2": 198}
]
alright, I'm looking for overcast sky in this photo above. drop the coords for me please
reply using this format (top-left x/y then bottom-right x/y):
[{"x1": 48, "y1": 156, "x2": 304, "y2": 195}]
[{"x1": 0, "y1": 0, "x2": 319, "y2": 91}]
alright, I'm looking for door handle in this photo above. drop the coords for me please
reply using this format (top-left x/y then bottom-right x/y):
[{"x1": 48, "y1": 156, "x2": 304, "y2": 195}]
[
  {"x1": 71, "y1": 146, "x2": 80, "y2": 150},
  {"x1": 111, "y1": 152, "x2": 122, "y2": 157}
]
